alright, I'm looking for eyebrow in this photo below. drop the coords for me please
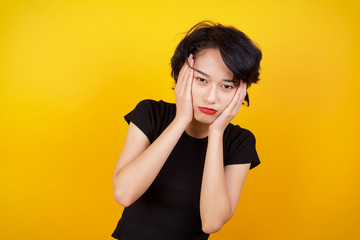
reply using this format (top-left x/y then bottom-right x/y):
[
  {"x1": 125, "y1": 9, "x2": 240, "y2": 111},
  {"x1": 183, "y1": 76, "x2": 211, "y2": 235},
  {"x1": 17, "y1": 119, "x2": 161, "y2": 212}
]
[{"x1": 193, "y1": 68, "x2": 234, "y2": 82}]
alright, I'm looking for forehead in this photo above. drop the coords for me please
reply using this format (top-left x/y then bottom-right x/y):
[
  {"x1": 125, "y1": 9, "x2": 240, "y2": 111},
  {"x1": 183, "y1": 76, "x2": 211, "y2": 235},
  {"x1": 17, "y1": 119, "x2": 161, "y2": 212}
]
[{"x1": 194, "y1": 48, "x2": 233, "y2": 79}]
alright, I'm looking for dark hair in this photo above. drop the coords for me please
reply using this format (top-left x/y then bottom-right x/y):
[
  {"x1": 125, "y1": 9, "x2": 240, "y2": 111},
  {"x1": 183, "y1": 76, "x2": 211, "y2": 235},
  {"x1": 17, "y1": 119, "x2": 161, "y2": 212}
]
[{"x1": 170, "y1": 21, "x2": 262, "y2": 106}]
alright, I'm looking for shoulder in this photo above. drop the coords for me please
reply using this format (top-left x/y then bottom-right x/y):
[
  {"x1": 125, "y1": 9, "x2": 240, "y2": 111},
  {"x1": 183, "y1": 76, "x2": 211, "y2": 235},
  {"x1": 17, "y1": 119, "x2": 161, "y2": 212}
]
[
  {"x1": 126, "y1": 99, "x2": 175, "y2": 120},
  {"x1": 224, "y1": 123, "x2": 256, "y2": 144},
  {"x1": 134, "y1": 99, "x2": 175, "y2": 115},
  {"x1": 125, "y1": 99, "x2": 176, "y2": 143},
  {"x1": 223, "y1": 123, "x2": 260, "y2": 169}
]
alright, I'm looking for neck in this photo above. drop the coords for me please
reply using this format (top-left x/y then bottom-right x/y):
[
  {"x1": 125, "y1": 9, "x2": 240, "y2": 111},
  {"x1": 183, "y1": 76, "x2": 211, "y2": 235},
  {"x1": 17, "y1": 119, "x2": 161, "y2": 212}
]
[{"x1": 185, "y1": 119, "x2": 209, "y2": 139}]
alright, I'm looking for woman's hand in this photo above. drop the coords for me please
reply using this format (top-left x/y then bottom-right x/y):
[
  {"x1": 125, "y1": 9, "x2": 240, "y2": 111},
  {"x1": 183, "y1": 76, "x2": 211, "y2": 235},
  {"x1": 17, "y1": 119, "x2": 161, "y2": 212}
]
[
  {"x1": 174, "y1": 54, "x2": 195, "y2": 124},
  {"x1": 209, "y1": 80, "x2": 247, "y2": 134}
]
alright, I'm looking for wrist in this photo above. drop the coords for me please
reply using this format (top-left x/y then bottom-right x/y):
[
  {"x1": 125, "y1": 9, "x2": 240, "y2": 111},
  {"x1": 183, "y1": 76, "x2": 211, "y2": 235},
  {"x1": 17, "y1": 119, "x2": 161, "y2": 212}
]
[
  {"x1": 208, "y1": 128, "x2": 224, "y2": 139},
  {"x1": 172, "y1": 116, "x2": 191, "y2": 129}
]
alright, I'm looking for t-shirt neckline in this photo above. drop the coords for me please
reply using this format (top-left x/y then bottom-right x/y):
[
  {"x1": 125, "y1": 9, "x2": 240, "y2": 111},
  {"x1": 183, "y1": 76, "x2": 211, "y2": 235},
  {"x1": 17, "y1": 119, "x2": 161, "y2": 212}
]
[{"x1": 183, "y1": 130, "x2": 208, "y2": 141}]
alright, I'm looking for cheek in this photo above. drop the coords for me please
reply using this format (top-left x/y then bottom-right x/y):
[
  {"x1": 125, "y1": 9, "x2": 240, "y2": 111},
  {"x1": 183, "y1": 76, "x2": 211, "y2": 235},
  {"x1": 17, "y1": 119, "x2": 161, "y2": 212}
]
[
  {"x1": 191, "y1": 83, "x2": 202, "y2": 100},
  {"x1": 221, "y1": 91, "x2": 236, "y2": 107}
]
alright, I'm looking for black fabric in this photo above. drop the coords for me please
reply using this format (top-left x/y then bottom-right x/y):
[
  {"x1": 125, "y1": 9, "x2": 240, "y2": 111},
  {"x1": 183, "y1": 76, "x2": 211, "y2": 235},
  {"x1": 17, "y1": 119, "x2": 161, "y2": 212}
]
[{"x1": 112, "y1": 99, "x2": 260, "y2": 240}]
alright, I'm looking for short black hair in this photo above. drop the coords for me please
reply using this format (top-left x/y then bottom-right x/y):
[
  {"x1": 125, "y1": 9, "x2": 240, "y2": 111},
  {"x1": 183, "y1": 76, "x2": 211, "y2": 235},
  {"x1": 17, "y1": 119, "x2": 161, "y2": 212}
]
[{"x1": 170, "y1": 20, "x2": 262, "y2": 106}]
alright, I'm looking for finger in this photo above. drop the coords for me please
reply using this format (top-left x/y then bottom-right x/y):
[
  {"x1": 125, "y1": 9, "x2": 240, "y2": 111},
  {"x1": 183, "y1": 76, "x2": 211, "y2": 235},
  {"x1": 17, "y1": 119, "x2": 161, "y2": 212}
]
[
  {"x1": 235, "y1": 81, "x2": 247, "y2": 108},
  {"x1": 186, "y1": 55, "x2": 194, "y2": 83},
  {"x1": 179, "y1": 55, "x2": 192, "y2": 79},
  {"x1": 182, "y1": 56, "x2": 193, "y2": 91},
  {"x1": 178, "y1": 61, "x2": 189, "y2": 83},
  {"x1": 182, "y1": 55, "x2": 194, "y2": 94},
  {"x1": 233, "y1": 86, "x2": 244, "y2": 108},
  {"x1": 229, "y1": 81, "x2": 246, "y2": 112},
  {"x1": 235, "y1": 81, "x2": 247, "y2": 101},
  {"x1": 222, "y1": 87, "x2": 240, "y2": 116},
  {"x1": 176, "y1": 57, "x2": 191, "y2": 91}
]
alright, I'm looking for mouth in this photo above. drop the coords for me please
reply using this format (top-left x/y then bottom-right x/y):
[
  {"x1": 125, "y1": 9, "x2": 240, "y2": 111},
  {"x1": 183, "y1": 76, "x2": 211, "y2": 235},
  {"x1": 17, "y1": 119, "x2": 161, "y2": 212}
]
[{"x1": 198, "y1": 107, "x2": 217, "y2": 115}]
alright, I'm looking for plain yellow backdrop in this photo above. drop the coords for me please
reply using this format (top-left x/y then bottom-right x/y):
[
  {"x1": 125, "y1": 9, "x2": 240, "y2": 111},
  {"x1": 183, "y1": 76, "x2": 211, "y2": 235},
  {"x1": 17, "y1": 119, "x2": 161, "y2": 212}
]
[{"x1": 1, "y1": 0, "x2": 359, "y2": 239}]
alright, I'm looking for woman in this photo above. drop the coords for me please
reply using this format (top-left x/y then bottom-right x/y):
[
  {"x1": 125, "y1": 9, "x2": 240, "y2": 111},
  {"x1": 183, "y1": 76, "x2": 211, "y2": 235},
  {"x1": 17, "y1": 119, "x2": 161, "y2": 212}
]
[{"x1": 111, "y1": 21, "x2": 262, "y2": 240}]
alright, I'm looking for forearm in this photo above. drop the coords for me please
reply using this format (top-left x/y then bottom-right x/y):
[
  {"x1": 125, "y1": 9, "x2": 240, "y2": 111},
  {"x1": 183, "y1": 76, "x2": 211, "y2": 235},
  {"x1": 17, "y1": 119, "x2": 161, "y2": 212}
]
[
  {"x1": 113, "y1": 118, "x2": 188, "y2": 207},
  {"x1": 200, "y1": 130, "x2": 232, "y2": 233}
]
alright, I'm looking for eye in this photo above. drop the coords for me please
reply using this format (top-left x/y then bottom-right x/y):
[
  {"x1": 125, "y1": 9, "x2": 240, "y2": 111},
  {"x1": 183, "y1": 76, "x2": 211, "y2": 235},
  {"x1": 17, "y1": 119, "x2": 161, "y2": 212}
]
[
  {"x1": 222, "y1": 84, "x2": 234, "y2": 89},
  {"x1": 196, "y1": 77, "x2": 207, "y2": 83}
]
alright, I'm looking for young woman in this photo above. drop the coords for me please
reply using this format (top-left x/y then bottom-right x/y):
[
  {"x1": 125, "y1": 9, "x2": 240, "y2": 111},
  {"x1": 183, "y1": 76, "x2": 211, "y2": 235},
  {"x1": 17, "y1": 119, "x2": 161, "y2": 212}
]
[{"x1": 111, "y1": 21, "x2": 262, "y2": 240}]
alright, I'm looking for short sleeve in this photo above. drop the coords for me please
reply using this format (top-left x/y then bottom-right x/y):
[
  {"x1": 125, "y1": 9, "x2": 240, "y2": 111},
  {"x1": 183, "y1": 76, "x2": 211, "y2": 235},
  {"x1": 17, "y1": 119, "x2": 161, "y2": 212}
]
[
  {"x1": 224, "y1": 127, "x2": 261, "y2": 170},
  {"x1": 124, "y1": 99, "x2": 162, "y2": 143}
]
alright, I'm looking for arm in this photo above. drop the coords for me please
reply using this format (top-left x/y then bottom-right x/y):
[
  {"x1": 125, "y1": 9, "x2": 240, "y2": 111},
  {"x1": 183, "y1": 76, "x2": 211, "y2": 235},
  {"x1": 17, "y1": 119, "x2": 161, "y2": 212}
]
[
  {"x1": 200, "y1": 131, "x2": 250, "y2": 233},
  {"x1": 112, "y1": 54, "x2": 195, "y2": 207},
  {"x1": 113, "y1": 119, "x2": 189, "y2": 207},
  {"x1": 200, "y1": 81, "x2": 250, "y2": 233}
]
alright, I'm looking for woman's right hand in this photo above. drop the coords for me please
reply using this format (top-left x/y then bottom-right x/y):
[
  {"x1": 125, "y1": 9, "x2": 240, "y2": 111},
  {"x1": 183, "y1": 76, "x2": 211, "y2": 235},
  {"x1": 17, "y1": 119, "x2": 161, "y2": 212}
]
[{"x1": 174, "y1": 54, "x2": 194, "y2": 124}]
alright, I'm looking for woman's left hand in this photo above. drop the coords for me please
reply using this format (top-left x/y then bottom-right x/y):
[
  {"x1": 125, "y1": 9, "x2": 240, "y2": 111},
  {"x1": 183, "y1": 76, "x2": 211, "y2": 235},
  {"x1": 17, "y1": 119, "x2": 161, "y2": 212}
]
[{"x1": 209, "y1": 80, "x2": 247, "y2": 134}]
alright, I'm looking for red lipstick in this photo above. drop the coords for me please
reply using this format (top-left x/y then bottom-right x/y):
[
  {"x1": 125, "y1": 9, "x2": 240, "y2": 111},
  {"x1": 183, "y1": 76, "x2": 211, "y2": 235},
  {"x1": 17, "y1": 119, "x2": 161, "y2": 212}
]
[{"x1": 199, "y1": 107, "x2": 217, "y2": 115}]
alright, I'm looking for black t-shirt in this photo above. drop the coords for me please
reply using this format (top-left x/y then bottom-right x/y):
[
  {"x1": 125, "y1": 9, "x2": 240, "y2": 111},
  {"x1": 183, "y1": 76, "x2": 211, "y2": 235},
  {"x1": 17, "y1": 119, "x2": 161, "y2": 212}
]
[{"x1": 111, "y1": 99, "x2": 260, "y2": 240}]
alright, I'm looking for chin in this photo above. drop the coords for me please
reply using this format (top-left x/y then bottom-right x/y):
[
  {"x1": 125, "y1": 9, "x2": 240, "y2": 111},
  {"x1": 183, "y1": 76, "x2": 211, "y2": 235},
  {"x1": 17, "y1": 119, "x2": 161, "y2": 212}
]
[{"x1": 193, "y1": 113, "x2": 216, "y2": 125}]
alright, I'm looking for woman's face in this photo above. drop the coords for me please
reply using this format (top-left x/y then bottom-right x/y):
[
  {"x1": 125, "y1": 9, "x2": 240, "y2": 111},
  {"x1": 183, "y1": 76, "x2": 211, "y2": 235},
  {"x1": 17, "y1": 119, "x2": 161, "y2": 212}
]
[{"x1": 191, "y1": 48, "x2": 237, "y2": 125}]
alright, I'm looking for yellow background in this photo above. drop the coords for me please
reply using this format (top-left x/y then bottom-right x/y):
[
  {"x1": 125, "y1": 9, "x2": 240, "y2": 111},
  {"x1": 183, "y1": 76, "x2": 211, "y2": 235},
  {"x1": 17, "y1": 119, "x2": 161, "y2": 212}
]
[{"x1": 1, "y1": 0, "x2": 359, "y2": 239}]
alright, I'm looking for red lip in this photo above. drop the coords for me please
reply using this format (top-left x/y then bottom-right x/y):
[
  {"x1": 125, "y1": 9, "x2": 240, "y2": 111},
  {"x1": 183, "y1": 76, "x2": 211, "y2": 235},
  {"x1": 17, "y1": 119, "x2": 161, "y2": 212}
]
[{"x1": 199, "y1": 107, "x2": 217, "y2": 115}]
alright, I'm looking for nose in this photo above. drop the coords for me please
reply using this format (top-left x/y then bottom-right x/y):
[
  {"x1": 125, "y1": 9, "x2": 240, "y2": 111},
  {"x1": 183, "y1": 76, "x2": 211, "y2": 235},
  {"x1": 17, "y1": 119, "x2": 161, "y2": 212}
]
[{"x1": 204, "y1": 85, "x2": 217, "y2": 104}]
